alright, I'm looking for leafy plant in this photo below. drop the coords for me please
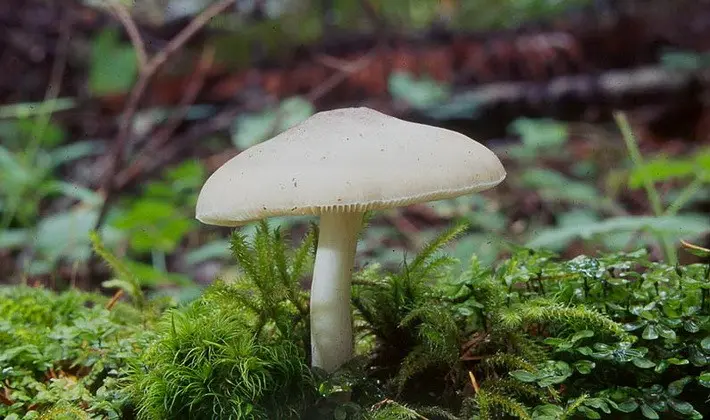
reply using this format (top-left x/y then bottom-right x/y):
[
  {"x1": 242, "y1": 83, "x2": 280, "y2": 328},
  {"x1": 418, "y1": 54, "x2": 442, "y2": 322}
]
[
  {"x1": 111, "y1": 160, "x2": 205, "y2": 256},
  {"x1": 0, "y1": 121, "x2": 102, "y2": 230},
  {"x1": 613, "y1": 112, "x2": 710, "y2": 264},
  {"x1": 0, "y1": 116, "x2": 108, "y2": 275},
  {"x1": 519, "y1": 114, "x2": 710, "y2": 262},
  {"x1": 5, "y1": 216, "x2": 710, "y2": 419},
  {"x1": 0, "y1": 285, "x2": 154, "y2": 419}
]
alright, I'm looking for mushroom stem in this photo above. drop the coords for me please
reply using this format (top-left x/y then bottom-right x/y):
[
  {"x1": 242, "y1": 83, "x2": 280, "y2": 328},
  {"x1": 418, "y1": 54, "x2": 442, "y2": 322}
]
[{"x1": 310, "y1": 211, "x2": 364, "y2": 373}]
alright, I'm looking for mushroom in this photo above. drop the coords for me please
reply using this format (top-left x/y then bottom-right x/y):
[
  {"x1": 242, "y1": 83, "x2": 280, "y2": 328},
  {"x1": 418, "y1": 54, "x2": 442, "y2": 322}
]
[{"x1": 195, "y1": 107, "x2": 505, "y2": 373}]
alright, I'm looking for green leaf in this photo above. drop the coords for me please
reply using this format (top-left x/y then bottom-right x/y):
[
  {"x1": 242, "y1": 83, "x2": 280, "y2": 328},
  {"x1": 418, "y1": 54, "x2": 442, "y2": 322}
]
[
  {"x1": 698, "y1": 371, "x2": 710, "y2": 387},
  {"x1": 509, "y1": 118, "x2": 568, "y2": 151},
  {"x1": 571, "y1": 330, "x2": 595, "y2": 342},
  {"x1": 574, "y1": 360, "x2": 595, "y2": 374},
  {"x1": 683, "y1": 319, "x2": 700, "y2": 333},
  {"x1": 40, "y1": 180, "x2": 103, "y2": 205},
  {"x1": 49, "y1": 140, "x2": 104, "y2": 167},
  {"x1": 632, "y1": 358, "x2": 656, "y2": 369},
  {"x1": 35, "y1": 207, "x2": 124, "y2": 264},
  {"x1": 577, "y1": 406, "x2": 601, "y2": 419},
  {"x1": 577, "y1": 346, "x2": 593, "y2": 356},
  {"x1": 656, "y1": 324, "x2": 676, "y2": 340},
  {"x1": 616, "y1": 400, "x2": 639, "y2": 413},
  {"x1": 700, "y1": 336, "x2": 710, "y2": 352},
  {"x1": 388, "y1": 71, "x2": 450, "y2": 109},
  {"x1": 533, "y1": 404, "x2": 564, "y2": 418},
  {"x1": 667, "y1": 358, "x2": 690, "y2": 365},
  {"x1": 16, "y1": 118, "x2": 66, "y2": 147},
  {"x1": 89, "y1": 29, "x2": 138, "y2": 95},
  {"x1": 584, "y1": 398, "x2": 610, "y2": 414},
  {"x1": 640, "y1": 404, "x2": 659, "y2": 419},
  {"x1": 623, "y1": 321, "x2": 647, "y2": 331},
  {"x1": 628, "y1": 156, "x2": 695, "y2": 188},
  {"x1": 667, "y1": 377, "x2": 692, "y2": 397},
  {"x1": 538, "y1": 375, "x2": 569, "y2": 387},
  {"x1": 509, "y1": 370, "x2": 537, "y2": 382},
  {"x1": 668, "y1": 399, "x2": 695, "y2": 415},
  {"x1": 527, "y1": 215, "x2": 710, "y2": 250},
  {"x1": 642, "y1": 324, "x2": 659, "y2": 340}
]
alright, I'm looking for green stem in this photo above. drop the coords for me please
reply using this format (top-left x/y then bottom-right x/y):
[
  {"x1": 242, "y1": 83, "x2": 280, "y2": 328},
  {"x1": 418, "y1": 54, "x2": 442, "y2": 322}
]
[
  {"x1": 152, "y1": 249, "x2": 167, "y2": 273},
  {"x1": 613, "y1": 112, "x2": 677, "y2": 265},
  {"x1": 665, "y1": 176, "x2": 705, "y2": 216},
  {"x1": 0, "y1": 98, "x2": 76, "y2": 119}
]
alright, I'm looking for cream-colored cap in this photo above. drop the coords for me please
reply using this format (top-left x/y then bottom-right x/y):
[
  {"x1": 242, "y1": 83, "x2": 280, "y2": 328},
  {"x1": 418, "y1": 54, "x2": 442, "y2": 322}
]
[{"x1": 196, "y1": 107, "x2": 505, "y2": 226}]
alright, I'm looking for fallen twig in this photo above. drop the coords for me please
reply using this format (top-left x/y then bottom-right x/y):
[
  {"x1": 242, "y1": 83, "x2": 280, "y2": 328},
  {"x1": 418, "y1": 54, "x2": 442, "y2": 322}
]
[
  {"x1": 105, "y1": 289, "x2": 124, "y2": 310},
  {"x1": 106, "y1": 2, "x2": 148, "y2": 71},
  {"x1": 114, "y1": 45, "x2": 215, "y2": 188},
  {"x1": 93, "y1": 0, "x2": 236, "y2": 234}
]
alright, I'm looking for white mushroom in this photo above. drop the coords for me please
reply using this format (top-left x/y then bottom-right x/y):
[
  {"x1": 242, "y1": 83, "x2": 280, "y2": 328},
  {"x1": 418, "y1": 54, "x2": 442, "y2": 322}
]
[{"x1": 195, "y1": 107, "x2": 506, "y2": 373}]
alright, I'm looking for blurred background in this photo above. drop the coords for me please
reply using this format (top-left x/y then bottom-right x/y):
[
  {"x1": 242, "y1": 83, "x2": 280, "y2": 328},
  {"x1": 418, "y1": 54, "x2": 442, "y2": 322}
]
[{"x1": 0, "y1": 0, "x2": 708, "y2": 302}]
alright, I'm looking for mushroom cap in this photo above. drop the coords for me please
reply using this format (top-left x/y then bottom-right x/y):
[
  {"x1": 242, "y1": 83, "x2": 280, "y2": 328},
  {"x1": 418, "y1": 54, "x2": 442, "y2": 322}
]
[{"x1": 196, "y1": 107, "x2": 506, "y2": 226}]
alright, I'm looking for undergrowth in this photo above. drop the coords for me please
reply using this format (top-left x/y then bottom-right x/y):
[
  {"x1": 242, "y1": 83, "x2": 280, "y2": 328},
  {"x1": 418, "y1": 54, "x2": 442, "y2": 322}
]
[
  {"x1": 2, "y1": 221, "x2": 709, "y2": 419},
  {"x1": 0, "y1": 285, "x2": 155, "y2": 419}
]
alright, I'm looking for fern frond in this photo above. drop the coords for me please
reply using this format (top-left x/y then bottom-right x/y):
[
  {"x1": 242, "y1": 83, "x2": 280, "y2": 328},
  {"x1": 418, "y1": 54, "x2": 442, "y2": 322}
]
[
  {"x1": 562, "y1": 394, "x2": 590, "y2": 419},
  {"x1": 482, "y1": 378, "x2": 548, "y2": 403},
  {"x1": 395, "y1": 347, "x2": 430, "y2": 393},
  {"x1": 495, "y1": 298, "x2": 627, "y2": 339},
  {"x1": 476, "y1": 389, "x2": 532, "y2": 420},
  {"x1": 409, "y1": 221, "x2": 469, "y2": 274},
  {"x1": 229, "y1": 229, "x2": 259, "y2": 281},
  {"x1": 89, "y1": 231, "x2": 145, "y2": 309},
  {"x1": 414, "y1": 255, "x2": 459, "y2": 282},
  {"x1": 369, "y1": 399, "x2": 428, "y2": 420},
  {"x1": 272, "y1": 226, "x2": 290, "y2": 286},
  {"x1": 290, "y1": 225, "x2": 317, "y2": 284},
  {"x1": 482, "y1": 353, "x2": 537, "y2": 373},
  {"x1": 415, "y1": 405, "x2": 462, "y2": 420},
  {"x1": 225, "y1": 222, "x2": 313, "y2": 344},
  {"x1": 522, "y1": 300, "x2": 626, "y2": 338},
  {"x1": 401, "y1": 305, "x2": 460, "y2": 362},
  {"x1": 255, "y1": 220, "x2": 276, "y2": 286}
]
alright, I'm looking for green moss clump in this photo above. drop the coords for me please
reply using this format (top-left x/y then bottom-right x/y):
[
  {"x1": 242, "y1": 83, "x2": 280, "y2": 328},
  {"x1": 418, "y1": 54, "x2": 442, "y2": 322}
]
[{"x1": 128, "y1": 291, "x2": 316, "y2": 420}]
